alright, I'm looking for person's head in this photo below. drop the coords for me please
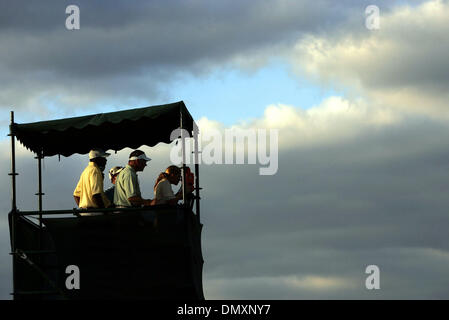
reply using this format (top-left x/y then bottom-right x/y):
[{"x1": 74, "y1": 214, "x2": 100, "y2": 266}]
[
  {"x1": 165, "y1": 165, "x2": 181, "y2": 185},
  {"x1": 89, "y1": 148, "x2": 110, "y2": 171},
  {"x1": 128, "y1": 150, "x2": 151, "y2": 172},
  {"x1": 108, "y1": 166, "x2": 124, "y2": 184},
  {"x1": 153, "y1": 165, "x2": 181, "y2": 191}
]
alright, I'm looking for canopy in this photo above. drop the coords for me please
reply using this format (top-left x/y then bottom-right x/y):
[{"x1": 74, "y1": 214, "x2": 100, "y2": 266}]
[{"x1": 10, "y1": 101, "x2": 195, "y2": 157}]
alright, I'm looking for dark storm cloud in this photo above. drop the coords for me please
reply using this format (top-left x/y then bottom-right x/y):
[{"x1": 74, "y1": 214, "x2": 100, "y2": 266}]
[
  {"x1": 0, "y1": 0, "x2": 446, "y2": 300},
  {"x1": 0, "y1": 0, "x2": 328, "y2": 110},
  {"x1": 0, "y1": 0, "x2": 420, "y2": 111},
  {"x1": 196, "y1": 115, "x2": 449, "y2": 298},
  {"x1": 0, "y1": 0, "x2": 330, "y2": 77}
]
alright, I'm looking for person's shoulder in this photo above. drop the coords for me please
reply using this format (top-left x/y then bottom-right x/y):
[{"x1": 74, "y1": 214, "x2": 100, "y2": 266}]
[
  {"x1": 89, "y1": 164, "x2": 103, "y2": 176},
  {"x1": 118, "y1": 166, "x2": 135, "y2": 180},
  {"x1": 82, "y1": 163, "x2": 97, "y2": 175},
  {"x1": 158, "y1": 178, "x2": 169, "y2": 185},
  {"x1": 154, "y1": 178, "x2": 167, "y2": 190},
  {"x1": 120, "y1": 166, "x2": 131, "y2": 175},
  {"x1": 159, "y1": 179, "x2": 171, "y2": 189}
]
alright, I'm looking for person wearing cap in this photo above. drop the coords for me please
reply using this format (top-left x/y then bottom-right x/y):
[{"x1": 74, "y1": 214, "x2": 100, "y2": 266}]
[
  {"x1": 104, "y1": 166, "x2": 124, "y2": 204},
  {"x1": 114, "y1": 150, "x2": 154, "y2": 208},
  {"x1": 73, "y1": 148, "x2": 112, "y2": 214}
]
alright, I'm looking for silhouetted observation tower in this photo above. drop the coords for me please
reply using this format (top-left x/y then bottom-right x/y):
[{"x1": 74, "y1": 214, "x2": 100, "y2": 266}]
[{"x1": 8, "y1": 101, "x2": 204, "y2": 300}]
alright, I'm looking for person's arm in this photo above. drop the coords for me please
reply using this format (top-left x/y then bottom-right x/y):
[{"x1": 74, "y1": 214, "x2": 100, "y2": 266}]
[
  {"x1": 165, "y1": 182, "x2": 182, "y2": 205},
  {"x1": 93, "y1": 193, "x2": 106, "y2": 208},
  {"x1": 166, "y1": 193, "x2": 182, "y2": 205},
  {"x1": 73, "y1": 178, "x2": 82, "y2": 206},
  {"x1": 89, "y1": 168, "x2": 112, "y2": 208},
  {"x1": 121, "y1": 170, "x2": 149, "y2": 207},
  {"x1": 128, "y1": 196, "x2": 153, "y2": 207}
]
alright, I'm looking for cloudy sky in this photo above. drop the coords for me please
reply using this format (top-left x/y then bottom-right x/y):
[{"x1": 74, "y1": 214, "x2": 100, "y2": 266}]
[{"x1": 1, "y1": 0, "x2": 449, "y2": 299}]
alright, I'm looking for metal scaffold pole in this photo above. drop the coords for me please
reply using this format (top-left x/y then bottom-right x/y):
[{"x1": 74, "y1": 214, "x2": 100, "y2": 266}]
[
  {"x1": 36, "y1": 150, "x2": 44, "y2": 256},
  {"x1": 10, "y1": 111, "x2": 17, "y2": 211},
  {"x1": 37, "y1": 151, "x2": 43, "y2": 213},
  {"x1": 9, "y1": 111, "x2": 18, "y2": 298},
  {"x1": 180, "y1": 107, "x2": 187, "y2": 208},
  {"x1": 193, "y1": 123, "x2": 201, "y2": 222}
]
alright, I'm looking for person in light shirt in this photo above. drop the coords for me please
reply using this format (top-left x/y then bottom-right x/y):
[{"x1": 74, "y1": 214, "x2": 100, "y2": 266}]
[
  {"x1": 73, "y1": 149, "x2": 112, "y2": 215},
  {"x1": 104, "y1": 166, "x2": 124, "y2": 204},
  {"x1": 114, "y1": 150, "x2": 154, "y2": 208},
  {"x1": 153, "y1": 165, "x2": 193, "y2": 205}
]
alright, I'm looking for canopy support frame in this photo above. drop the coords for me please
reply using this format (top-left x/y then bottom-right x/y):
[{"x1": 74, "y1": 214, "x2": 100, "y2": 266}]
[
  {"x1": 9, "y1": 111, "x2": 18, "y2": 298},
  {"x1": 35, "y1": 150, "x2": 44, "y2": 264},
  {"x1": 180, "y1": 107, "x2": 187, "y2": 209},
  {"x1": 193, "y1": 123, "x2": 201, "y2": 222}
]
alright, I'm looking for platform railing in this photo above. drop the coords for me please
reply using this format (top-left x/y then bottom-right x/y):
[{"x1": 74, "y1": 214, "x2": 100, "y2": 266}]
[{"x1": 15, "y1": 205, "x2": 196, "y2": 216}]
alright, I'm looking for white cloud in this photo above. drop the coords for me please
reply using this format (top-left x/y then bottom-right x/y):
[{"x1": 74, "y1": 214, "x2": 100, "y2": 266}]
[
  {"x1": 204, "y1": 274, "x2": 357, "y2": 299},
  {"x1": 197, "y1": 96, "x2": 402, "y2": 151},
  {"x1": 289, "y1": 0, "x2": 449, "y2": 117},
  {"x1": 284, "y1": 275, "x2": 357, "y2": 291}
]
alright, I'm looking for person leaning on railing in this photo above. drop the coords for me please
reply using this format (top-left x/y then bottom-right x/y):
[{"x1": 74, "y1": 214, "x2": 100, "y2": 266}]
[
  {"x1": 73, "y1": 149, "x2": 112, "y2": 215},
  {"x1": 153, "y1": 165, "x2": 193, "y2": 205},
  {"x1": 114, "y1": 150, "x2": 155, "y2": 208}
]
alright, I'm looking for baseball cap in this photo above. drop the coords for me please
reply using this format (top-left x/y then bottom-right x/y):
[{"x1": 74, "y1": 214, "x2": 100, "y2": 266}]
[
  {"x1": 129, "y1": 150, "x2": 151, "y2": 161},
  {"x1": 89, "y1": 149, "x2": 111, "y2": 159},
  {"x1": 108, "y1": 166, "x2": 124, "y2": 181}
]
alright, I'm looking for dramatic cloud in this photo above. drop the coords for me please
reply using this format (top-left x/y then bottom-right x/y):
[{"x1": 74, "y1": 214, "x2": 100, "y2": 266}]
[
  {"x1": 1, "y1": 0, "x2": 448, "y2": 300},
  {"x1": 0, "y1": 0, "x2": 329, "y2": 112},
  {"x1": 289, "y1": 0, "x2": 449, "y2": 116},
  {"x1": 0, "y1": 0, "x2": 427, "y2": 114},
  {"x1": 3, "y1": 94, "x2": 449, "y2": 298},
  {"x1": 198, "y1": 102, "x2": 449, "y2": 298}
]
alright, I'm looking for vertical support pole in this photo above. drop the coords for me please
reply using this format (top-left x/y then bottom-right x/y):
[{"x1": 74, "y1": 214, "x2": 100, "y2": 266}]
[
  {"x1": 193, "y1": 123, "x2": 201, "y2": 222},
  {"x1": 37, "y1": 151, "x2": 43, "y2": 253},
  {"x1": 33, "y1": 150, "x2": 44, "y2": 288},
  {"x1": 37, "y1": 151, "x2": 43, "y2": 217},
  {"x1": 10, "y1": 111, "x2": 17, "y2": 211},
  {"x1": 9, "y1": 111, "x2": 17, "y2": 298},
  {"x1": 180, "y1": 107, "x2": 187, "y2": 208}
]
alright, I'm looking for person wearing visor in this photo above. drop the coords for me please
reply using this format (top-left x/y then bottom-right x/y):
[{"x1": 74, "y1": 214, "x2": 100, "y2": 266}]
[
  {"x1": 73, "y1": 148, "x2": 112, "y2": 215},
  {"x1": 104, "y1": 166, "x2": 124, "y2": 204},
  {"x1": 114, "y1": 150, "x2": 154, "y2": 208}
]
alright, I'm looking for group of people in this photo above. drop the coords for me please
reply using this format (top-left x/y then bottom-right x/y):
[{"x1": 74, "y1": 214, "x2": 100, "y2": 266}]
[{"x1": 73, "y1": 148, "x2": 193, "y2": 214}]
